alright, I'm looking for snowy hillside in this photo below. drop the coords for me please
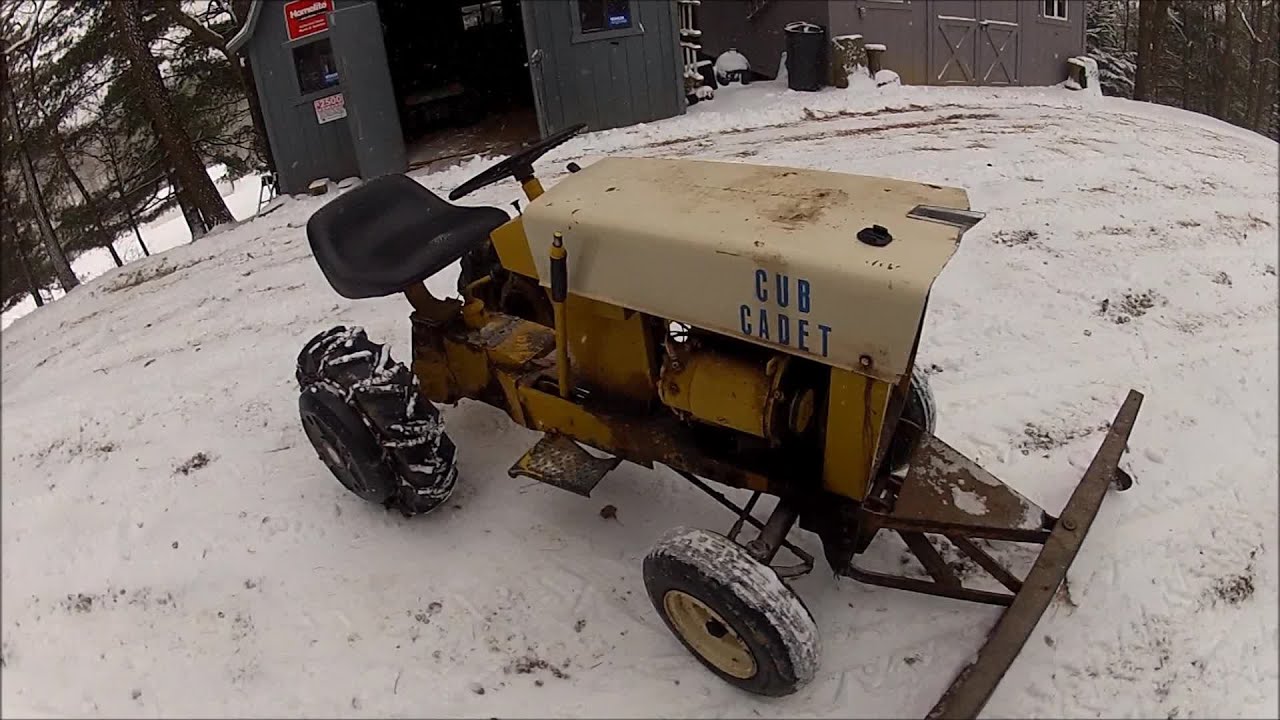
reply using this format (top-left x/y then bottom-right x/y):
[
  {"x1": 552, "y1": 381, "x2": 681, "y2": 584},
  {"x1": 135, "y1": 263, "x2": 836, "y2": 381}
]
[
  {"x1": 1, "y1": 165, "x2": 266, "y2": 331},
  {"x1": 2, "y1": 83, "x2": 1277, "y2": 718}
]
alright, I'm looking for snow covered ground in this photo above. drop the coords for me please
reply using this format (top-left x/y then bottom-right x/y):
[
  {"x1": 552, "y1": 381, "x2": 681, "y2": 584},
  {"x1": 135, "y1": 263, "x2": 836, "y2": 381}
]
[{"x1": 2, "y1": 81, "x2": 1278, "y2": 718}]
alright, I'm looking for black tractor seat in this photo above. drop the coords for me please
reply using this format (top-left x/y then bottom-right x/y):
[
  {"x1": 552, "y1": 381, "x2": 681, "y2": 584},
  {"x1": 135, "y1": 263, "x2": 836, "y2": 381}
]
[{"x1": 306, "y1": 174, "x2": 510, "y2": 299}]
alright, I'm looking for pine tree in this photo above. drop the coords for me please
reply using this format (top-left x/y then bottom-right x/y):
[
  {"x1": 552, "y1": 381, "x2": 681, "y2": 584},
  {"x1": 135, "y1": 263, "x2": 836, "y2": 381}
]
[
  {"x1": 2, "y1": 50, "x2": 79, "y2": 291},
  {"x1": 107, "y1": 0, "x2": 236, "y2": 232},
  {"x1": 1088, "y1": 0, "x2": 1137, "y2": 97}
]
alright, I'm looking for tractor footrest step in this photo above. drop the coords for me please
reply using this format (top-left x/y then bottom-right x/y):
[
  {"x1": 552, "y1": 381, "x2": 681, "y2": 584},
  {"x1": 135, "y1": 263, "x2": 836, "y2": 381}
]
[{"x1": 508, "y1": 434, "x2": 621, "y2": 497}]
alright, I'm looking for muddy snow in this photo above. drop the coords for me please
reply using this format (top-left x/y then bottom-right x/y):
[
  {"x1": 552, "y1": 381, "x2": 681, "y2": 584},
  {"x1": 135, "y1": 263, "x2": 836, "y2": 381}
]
[{"x1": 2, "y1": 82, "x2": 1277, "y2": 718}]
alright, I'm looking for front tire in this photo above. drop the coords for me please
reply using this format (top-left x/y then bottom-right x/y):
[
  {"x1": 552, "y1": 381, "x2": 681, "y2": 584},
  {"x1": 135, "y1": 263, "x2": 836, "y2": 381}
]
[
  {"x1": 643, "y1": 527, "x2": 819, "y2": 697},
  {"x1": 884, "y1": 365, "x2": 937, "y2": 473},
  {"x1": 296, "y1": 325, "x2": 458, "y2": 516}
]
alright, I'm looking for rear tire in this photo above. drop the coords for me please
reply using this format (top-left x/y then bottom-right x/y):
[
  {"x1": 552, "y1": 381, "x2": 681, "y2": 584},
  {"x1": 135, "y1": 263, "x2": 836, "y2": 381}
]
[
  {"x1": 296, "y1": 325, "x2": 458, "y2": 516},
  {"x1": 643, "y1": 527, "x2": 819, "y2": 697}
]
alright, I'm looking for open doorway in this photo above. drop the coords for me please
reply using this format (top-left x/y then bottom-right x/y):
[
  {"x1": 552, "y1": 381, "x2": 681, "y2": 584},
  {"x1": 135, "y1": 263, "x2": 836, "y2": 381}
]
[{"x1": 375, "y1": 0, "x2": 539, "y2": 172}]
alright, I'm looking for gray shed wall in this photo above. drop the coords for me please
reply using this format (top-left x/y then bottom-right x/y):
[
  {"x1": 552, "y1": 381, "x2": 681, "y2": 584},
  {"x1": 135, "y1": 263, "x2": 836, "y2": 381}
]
[
  {"x1": 829, "y1": 0, "x2": 929, "y2": 85},
  {"x1": 1018, "y1": 1, "x2": 1087, "y2": 86},
  {"x1": 700, "y1": 0, "x2": 1084, "y2": 86},
  {"x1": 522, "y1": 0, "x2": 687, "y2": 137}
]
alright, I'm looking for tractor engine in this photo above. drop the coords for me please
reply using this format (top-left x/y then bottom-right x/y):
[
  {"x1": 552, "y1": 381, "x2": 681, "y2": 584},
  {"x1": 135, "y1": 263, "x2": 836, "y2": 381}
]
[{"x1": 656, "y1": 327, "x2": 818, "y2": 447}]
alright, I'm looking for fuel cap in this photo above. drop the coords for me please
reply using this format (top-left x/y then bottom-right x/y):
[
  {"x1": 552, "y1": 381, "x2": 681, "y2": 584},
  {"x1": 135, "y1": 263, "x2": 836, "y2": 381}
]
[{"x1": 857, "y1": 224, "x2": 894, "y2": 247}]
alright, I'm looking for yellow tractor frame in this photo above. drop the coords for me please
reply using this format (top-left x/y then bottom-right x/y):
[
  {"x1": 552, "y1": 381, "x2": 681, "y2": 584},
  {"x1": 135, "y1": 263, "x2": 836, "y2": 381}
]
[{"x1": 296, "y1": 126, "x2": 1145, "y2": 717}]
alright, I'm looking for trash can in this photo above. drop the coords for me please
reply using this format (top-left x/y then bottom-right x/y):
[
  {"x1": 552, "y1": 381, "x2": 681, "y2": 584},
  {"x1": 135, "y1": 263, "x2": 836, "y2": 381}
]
[{"x1": 784, "y1": 21, "x2": 826, "y2": 92}]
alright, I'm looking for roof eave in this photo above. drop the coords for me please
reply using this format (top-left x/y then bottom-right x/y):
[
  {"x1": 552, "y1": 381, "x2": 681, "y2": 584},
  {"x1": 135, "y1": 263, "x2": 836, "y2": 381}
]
[{"x1": 226, "y1": 0, "x2": 264, "y2": 54}]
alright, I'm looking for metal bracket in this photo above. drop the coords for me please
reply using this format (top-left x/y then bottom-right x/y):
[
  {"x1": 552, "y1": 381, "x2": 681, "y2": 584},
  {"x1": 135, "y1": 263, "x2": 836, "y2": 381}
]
[{"x1": 674, "y1": 470, "x2": 814, "y2": 579}]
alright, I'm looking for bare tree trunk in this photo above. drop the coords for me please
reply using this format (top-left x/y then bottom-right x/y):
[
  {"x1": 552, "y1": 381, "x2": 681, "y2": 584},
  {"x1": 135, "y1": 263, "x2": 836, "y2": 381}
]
[
  {"x1": 1, "y1": 53, "x2": 79, "y2": 291},
  {"x1": 1259, "y1": 0, "x2": 1279, "y2": 132},
  {"x1": 167, "y1": 165, "x2": 207, "y2": 240},
  {"x1": 1245, "y1": 0, "x2": 1264, "y2": 129},
  {"x1": 1179, "y1": 0, "x2": 1192, "y2": 108},
  {"x1": 4, "y1": 214, "x2": 45, "y2": 307},
  {"x1": 18, "y1": 243, "x2": 45, "y2": 307},
  {"x1": 1215, "y1": 0, "x2": 1236, "y2": 120},
  {"x1": 1202, "y1": 3, "x2": 1217, "y2": 113},
  {"x1": 239, "y1": 56, "x2": 274, "y2": 174},
  {"x1": 108, "y1": 0, "x2": 235, "y2": 230},
  {"x1": 128, "y1": 211, "x2": 150, "y2": 257},
  {"x1": 1135, "y1": 0, "x2": 1154, "y2": 101},
  {"x1": 52, "y1": 142, "x2": 123, "y2": 267},
  {"x1": 1124, "y1": 0, "x2": 1131, "y2": 52},
  {"x1": 1150, "y1": 0, "x2": 1171, "y2": 102},
  {"x1": 101, "y1": 132, "x2": 151, "y2": 257},
  {"x1": 103, "y1": 236, "x2": 123, "y2": 266}
]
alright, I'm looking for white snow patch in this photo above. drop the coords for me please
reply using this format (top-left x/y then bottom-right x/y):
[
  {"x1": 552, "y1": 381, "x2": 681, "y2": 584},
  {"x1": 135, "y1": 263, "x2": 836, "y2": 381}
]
[
  {"x1": 321, "y1": 350, "x2": 373, "y2": 369},
  {"x1": 1020, "y1": 504, "x2": 1049, "y2": 531},
  {"x1": 951, "y1": 487, "x2": 989, "y2": 516}
]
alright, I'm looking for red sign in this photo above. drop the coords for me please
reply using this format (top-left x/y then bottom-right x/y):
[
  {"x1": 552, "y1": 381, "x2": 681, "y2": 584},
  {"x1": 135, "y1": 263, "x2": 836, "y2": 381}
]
[{"x1": 284, "y1": 0, "x2": 334, "y2": 42}]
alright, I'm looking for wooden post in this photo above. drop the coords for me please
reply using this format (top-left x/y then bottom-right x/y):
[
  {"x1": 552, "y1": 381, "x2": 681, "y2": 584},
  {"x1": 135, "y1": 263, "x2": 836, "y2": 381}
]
[{"x1": 865, "y1": 43, "x2": 886, "y2": 75}]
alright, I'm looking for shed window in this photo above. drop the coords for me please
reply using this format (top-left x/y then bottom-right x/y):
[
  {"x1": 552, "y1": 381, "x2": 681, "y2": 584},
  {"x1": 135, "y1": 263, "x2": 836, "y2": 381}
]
[
  {"x1": 578, "y1": 0, "x2": 633, "y2": 33},
  {"x1": 293, "y1": 38, "x2": 340, "y2": 95},
  {"x1": 1043, "y1": 0, "x2": 1068, "y2": 20},
  {"x1": 462, "y1": 0, "x2": 505, "y2": 30}
]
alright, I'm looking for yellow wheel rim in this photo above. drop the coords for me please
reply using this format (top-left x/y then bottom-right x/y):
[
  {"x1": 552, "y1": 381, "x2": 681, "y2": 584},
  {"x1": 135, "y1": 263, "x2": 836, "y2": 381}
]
[{"x1": 662, "y1": 590, "x2": 757, "y2": 679}]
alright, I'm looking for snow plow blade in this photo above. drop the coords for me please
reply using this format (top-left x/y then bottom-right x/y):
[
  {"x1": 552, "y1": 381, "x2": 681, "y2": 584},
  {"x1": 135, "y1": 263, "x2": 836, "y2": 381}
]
[{"x1": 925, "y1": 389, "x2": 1145, "y2": 719}]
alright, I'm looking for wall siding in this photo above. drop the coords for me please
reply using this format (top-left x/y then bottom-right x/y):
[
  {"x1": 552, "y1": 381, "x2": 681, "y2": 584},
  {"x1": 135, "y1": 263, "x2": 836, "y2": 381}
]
[{"x1": 523, "y1": 0, "x2": 684, "y2": 136}]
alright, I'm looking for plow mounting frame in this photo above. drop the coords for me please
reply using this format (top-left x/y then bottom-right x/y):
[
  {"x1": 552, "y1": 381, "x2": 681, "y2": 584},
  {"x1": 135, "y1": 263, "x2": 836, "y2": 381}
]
[{"x1": 841, "y1": 389, "x2": 1145, "y2": 719}]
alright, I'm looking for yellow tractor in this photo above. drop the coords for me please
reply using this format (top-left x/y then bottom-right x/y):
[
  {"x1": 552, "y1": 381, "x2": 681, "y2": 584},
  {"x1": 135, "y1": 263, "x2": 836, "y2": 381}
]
[{"x1": 295, "y1": 125, "x2": 1144, "y2": 717}]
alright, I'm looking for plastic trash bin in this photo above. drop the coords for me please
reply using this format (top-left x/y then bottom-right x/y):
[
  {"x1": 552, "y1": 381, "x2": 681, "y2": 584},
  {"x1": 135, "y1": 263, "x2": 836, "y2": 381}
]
[{"x1": 784, "y1": 21, "x2": 826, "y2": 92}]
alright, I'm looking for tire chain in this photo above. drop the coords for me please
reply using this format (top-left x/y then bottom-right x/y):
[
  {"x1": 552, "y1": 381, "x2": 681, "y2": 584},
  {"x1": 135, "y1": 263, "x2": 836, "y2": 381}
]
[{"x1": 296, "y1": 325, "x2": 457, "y2": 515}]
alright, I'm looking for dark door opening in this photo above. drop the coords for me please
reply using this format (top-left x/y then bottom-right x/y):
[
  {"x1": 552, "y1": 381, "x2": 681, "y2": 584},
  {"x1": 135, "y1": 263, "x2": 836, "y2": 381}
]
[{"x1": 376, "y1": 0, "x2": 539, "y2": 171}]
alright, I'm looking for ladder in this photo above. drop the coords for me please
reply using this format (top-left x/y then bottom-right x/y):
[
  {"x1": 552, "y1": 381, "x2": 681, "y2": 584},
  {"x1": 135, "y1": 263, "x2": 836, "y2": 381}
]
[{"x1": 677, "y1": 0, "x2": 712, "y2": 99}]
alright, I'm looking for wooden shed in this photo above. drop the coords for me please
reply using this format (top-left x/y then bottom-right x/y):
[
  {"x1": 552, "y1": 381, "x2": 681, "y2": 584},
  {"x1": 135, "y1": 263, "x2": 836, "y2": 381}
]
[
  {"x1": 228, "y1": 0, "x2": 688, "y2": 196},
  {"x1": 698, "y1": 0, "x2": 1087, "y2": 87}
]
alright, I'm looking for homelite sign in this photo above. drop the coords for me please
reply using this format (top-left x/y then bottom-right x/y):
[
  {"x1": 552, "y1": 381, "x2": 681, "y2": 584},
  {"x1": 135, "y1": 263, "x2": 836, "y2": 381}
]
[{"x1": 285, "y1": 0, "x2": 334, "y2": 41}]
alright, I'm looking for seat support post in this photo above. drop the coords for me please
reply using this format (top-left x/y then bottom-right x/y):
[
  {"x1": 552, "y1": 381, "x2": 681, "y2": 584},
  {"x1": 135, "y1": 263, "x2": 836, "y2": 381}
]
[{"x1": 403, "y1": 283, "x2": 455, "y2": 321}]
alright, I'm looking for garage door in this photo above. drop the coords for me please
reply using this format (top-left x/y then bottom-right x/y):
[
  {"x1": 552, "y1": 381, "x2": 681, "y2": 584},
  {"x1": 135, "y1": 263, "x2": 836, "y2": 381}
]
[{"x1": 929, "y1": 0, "x2": 1020, "y2": 85}]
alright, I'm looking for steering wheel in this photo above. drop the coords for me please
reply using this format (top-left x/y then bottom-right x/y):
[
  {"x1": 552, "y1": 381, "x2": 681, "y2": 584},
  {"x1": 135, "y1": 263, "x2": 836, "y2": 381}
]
[{"x1": 448, "y1": 123, "x2": 587, "y2": 201}]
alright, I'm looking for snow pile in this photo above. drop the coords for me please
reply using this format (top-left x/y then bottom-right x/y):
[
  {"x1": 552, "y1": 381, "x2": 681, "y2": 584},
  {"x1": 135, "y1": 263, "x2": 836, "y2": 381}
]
[
  {"x1": 2, "y1": 87, "x2": 1277, "y2": 718},
  {"x1": 713, "y1": 49, "x2": 750, "y2": 84},
  {"x1": 1066, "y1": 56, "x2": 1103, "y2": 98},
  {"x1": 874, "y1": 69, "x2": 901, "y2": 87}
]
